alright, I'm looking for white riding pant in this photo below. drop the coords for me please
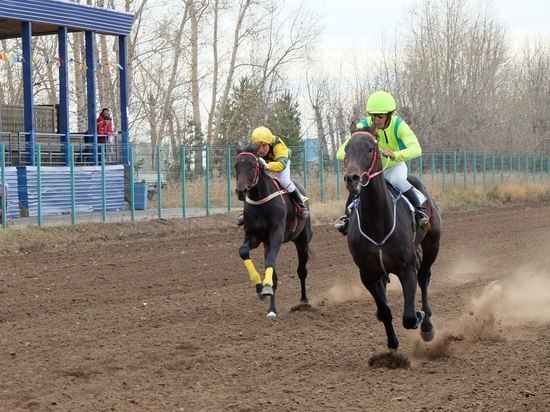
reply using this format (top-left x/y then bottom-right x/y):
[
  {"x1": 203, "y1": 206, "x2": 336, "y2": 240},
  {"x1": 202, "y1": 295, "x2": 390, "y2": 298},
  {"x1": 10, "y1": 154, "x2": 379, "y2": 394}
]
[
  {"x1": 383, "y1": 161, "x2": 426, "y2": 204},
  {"x1": 267, "y1": 160, "x2": 296, "y2": 192}
]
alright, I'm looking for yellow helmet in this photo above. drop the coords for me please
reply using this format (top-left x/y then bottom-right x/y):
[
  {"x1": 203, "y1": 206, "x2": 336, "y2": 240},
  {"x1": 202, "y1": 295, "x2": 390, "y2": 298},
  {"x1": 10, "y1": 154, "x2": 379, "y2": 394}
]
[
  {"x1": 366, "y1": 91, "x2": 396, "y2": 114},
  {"x1": 251, "y1": 126, "x2": 275, "y2": 145}
]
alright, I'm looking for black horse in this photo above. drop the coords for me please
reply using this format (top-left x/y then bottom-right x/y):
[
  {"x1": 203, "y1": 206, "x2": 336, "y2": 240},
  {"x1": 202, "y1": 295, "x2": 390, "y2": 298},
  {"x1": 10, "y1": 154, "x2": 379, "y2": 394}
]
[
  {"x1": 234, "y1": 145, "x2": 313, "y2": 318},
  {"x1": 343, "y1": 129, "x2": 441, "y2": 350}
]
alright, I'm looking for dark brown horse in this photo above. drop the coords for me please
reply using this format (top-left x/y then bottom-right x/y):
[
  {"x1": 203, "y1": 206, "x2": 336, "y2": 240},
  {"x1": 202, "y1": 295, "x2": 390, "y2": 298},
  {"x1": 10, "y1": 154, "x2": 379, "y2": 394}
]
[
  {"x1": 234, "y1": 145, "x2": 312, "y2": 318},
  {"x1": 343, "y1": 130, "x2": 441, "y2": 349}
]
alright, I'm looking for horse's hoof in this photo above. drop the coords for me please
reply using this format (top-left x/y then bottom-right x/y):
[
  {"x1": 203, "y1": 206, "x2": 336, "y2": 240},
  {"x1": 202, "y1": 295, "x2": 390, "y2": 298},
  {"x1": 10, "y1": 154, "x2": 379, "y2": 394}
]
[
  {"x1": 266, "y1": 311, "x2": 277, "y2": 319},
  {"x1": 255, "y1": 283, "x2": 267, "y2": 300},
  {"x1": 421, "y1": 328, "x2": 435, "y2": 342},
  {"x1": 261, "y1": 286, "x2": 274, "y2": 296}
]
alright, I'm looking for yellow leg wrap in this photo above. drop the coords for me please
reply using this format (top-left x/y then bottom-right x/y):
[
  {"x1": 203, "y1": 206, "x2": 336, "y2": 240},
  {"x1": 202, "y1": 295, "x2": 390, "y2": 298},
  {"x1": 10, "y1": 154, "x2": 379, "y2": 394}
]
[
  {"x1": 263, "y1": 267, "x2": 274, "y2": 287},
  {"x1": 244, "y1": 259, "x2": 261, "y2": 285}
]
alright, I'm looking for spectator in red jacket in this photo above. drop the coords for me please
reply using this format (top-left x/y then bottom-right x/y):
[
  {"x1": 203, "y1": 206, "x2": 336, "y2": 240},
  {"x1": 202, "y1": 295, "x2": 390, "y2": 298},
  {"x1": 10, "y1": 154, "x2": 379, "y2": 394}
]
[
  {"x1": 97, "y1": 116, "x2": 113, "y2": 144},
  {"x1": 97, "y1": 108, "x2": 110, "y2": 124}
]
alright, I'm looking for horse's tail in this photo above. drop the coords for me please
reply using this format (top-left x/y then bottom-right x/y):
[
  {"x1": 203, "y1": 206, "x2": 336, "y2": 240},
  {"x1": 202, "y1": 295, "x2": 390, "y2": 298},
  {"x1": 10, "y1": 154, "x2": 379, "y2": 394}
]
[{"x1": 304, "y1": 213, "x2": 314, "y2": 260}]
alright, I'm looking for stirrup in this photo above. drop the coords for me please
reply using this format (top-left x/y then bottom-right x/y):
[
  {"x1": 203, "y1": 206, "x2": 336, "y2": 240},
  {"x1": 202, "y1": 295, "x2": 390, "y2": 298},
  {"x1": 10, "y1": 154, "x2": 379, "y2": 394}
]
[{"x1": 415, "y1": 211, "x2": 430, "y2": 231}]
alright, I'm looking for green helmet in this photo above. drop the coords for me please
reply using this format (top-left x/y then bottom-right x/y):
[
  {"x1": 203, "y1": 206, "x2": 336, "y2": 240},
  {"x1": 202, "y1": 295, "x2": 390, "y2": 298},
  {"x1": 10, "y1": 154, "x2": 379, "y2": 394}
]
[{"x1": 366, "y1": 91, "x2": 396, "y2": 114}]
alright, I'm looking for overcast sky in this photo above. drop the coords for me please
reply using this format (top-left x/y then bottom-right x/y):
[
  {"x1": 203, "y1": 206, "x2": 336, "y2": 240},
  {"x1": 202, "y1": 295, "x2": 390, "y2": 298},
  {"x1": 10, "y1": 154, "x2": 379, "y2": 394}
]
[
  {"x1": 293, "y1": 0, "x2": 549, "y2": 134},
  {"x1": 305, "y1": 0, "x2": 550, "y2": 66}
]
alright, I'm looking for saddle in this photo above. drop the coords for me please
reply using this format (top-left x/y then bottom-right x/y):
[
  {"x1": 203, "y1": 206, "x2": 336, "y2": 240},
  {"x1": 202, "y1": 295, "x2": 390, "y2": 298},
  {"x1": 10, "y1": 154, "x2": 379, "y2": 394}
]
[{"x1": 386, "y1": 182, "x2": 427, "y2": 212}]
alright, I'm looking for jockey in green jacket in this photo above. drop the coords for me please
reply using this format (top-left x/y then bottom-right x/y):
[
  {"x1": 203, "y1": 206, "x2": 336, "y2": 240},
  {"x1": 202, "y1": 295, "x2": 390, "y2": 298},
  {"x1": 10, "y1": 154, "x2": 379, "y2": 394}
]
[{"x1": 335, "y1": 90, "x2": 429, "y2": 235}]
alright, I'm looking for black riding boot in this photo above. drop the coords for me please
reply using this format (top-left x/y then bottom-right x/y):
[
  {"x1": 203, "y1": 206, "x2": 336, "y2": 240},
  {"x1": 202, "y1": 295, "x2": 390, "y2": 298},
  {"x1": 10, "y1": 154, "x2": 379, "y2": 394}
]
[
  {"x1": 403, "y1": 188, "x2": 430, "y2": 231},
  {"x1": 334, "y1": 192, "x2": 355, "y2": 236},
  {"x1": 289, "y1": 189, "x2": 309, "y2": 220}
]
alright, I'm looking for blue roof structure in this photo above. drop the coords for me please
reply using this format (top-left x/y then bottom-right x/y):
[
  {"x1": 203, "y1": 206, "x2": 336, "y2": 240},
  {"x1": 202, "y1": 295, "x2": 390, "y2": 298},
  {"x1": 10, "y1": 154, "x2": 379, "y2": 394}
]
[
  {"x1": 0, "y1": 0, "x2": 134, "y2": 39},
  {"x1": 0, "y1": 0, "x2": 135, "y2": 225},
  {"x1": 0, "y1": 0, "x2": 134, "y2": 167}
]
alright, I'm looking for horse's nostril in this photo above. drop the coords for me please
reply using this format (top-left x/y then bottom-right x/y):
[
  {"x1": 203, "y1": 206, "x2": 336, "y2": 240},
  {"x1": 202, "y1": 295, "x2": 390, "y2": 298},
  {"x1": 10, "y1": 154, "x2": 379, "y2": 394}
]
[{"x1": 345, "y1": 174, "x2": 360, "y2": 184}]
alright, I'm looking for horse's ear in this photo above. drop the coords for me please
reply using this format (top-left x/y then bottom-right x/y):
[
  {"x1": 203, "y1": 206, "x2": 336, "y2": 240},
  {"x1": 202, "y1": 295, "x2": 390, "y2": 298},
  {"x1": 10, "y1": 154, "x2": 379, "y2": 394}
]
[
  {"x1": 366, "y1": 123, "x2": 376, "y2": 135},
  {"x1": 350, "y1": 115, "x2": 374, "y2": 133},
  {"x1": 354, "y1": 121, "x2": 376, "y2": 135},
  {"x1": 249, "y1": 143, "x2": 261, "y2": 154}
]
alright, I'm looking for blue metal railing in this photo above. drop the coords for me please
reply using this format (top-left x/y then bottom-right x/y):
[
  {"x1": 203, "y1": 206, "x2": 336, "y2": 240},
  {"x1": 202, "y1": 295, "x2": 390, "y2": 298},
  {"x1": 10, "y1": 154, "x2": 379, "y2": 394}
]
[{"x1": 0, "y1": 131, "x2": 124, "y2": 166}]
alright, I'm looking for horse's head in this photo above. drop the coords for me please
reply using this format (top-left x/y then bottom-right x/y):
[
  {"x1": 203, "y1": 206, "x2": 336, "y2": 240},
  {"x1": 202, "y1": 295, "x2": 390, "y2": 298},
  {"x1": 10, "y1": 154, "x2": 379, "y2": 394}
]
[
  {"x1": 343, "y1": 129, "x2": 382, "y2": 194},
  {"x1": 235, "y1": 145, "x2": 262, "y2": 201}
]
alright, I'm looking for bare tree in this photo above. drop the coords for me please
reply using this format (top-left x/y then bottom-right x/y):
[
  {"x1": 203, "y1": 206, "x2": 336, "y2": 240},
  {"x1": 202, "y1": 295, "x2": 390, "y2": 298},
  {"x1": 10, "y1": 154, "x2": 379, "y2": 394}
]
[
  {"x1": 0, "y1": 39, "x2": 23, "y2": 105},
  {"x1": 305, "y1": 64, "x2": 359, "y2": 165},
  {"x1": 305, "y1": 72, "x2": 328, "y2": 150},
  {"x1": 128, "y1": 1, "x2": 191, "y2": 167},
  {"x1": 395, "y1": 0, "x2": 509, "y2": 152},
  {"x1": 511, "y1": 38, "x2": 550, "y2": 155},
  {"x1": 70, "y1": 32, "x2": 88, "y2": 131},
  {"x1": 207, "y1": 0, "x2": 253, "y2": 145}
]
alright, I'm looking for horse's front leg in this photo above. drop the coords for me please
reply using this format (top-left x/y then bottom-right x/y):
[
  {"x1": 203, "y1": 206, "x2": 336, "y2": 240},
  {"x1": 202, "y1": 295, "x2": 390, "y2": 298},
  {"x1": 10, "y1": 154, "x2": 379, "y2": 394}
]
[
  {"x1": 239, "y1": 237, "x2": 263, "y2": 297},
  {"x1": 400, "y1": 266, "x2": 423, "y2": 330},
  {"x1": 262, "y1": 244, "x2": 279, "y2": 319},
  {"x1": 361, "y1": 272, "x2": 399, "y2": 350},
  {"x1": 260, "y1": 230, "x2": 284, "y2": 295}
]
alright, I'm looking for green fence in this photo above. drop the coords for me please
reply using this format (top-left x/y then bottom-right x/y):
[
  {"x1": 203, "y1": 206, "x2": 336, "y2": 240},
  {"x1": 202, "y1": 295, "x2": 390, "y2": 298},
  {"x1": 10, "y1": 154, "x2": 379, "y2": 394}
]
[
  {"x1": 133, "y1": 143, "x2": 550, "y2": 208},
  {"x1": 1, "y1": 142, "x2": 549, "y2": 228}
]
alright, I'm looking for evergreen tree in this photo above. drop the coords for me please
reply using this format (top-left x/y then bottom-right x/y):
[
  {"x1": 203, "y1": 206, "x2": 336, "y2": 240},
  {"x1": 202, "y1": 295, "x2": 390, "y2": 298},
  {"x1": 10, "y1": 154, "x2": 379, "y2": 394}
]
[
  {"x1": 267, "y1": 91, "x2": 303, "y2": 172},
  {"x1": 217, "y1": 77, "x2": 265, "y2": 146},
  {"x1": 267, "y1": 91, "x2": 302, "y2": 148}
]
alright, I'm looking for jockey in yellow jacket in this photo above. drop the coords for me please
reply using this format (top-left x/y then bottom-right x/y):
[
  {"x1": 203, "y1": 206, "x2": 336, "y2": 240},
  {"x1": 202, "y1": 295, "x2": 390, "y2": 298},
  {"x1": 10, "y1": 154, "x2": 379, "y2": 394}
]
[
  {"x1": 335, "y1": 91, "x2": 429, "y2": 234},
  {"x1": 236, "y1": 126, "x2": 309, "y2": 226}
]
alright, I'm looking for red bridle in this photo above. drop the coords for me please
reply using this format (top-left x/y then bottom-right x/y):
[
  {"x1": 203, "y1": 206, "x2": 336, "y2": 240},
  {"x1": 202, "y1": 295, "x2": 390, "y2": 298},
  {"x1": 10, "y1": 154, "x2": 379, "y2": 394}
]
[
  {"x1": 347, "y1": 131, "x2": 385, "y2": 186},
  {"x1": 236, "y1": 152, "x2": 261, "y2": 189}
]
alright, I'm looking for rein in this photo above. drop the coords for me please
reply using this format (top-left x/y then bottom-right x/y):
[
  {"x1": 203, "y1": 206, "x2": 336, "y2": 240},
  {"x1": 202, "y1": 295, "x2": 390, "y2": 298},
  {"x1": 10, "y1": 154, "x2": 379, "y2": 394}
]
[
  {"x1": 360, "y1": 147, "x2": 385, "y2": 186},
  {"x1": 349, "y1": 131, "x2": 401, "y2": 277},
  {"x1": 349, "y1": 131, "x2": 385, "y2": 187},
  {"x1": 237, "y1": 152, "x2": 286, "y2": 205},
  {"x1": 237, "y1": 152, "x2": 261, "y2": 189},
  {"x1": 245, "y1": 190, "x2": 286, "y2": 205},
  {"x1": 354, "y1": 192, "x2": 402, "y2": 278}
]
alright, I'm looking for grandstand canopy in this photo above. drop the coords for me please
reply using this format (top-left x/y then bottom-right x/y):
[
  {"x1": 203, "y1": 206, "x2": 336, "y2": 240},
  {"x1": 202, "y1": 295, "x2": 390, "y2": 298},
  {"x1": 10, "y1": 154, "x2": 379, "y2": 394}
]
[
  {"x1": 0, "y1": 0, "x2": 134, "y2": 167},
  {"x1": 0, "y1": 0, "x2": 134, "y2": 39}
]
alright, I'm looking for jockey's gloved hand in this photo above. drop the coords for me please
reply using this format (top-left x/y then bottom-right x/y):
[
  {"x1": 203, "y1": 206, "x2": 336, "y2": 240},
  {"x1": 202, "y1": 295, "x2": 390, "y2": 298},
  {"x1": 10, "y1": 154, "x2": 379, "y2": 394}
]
[{"x1": 258, "y1": 158, "x2": 269, "y2": 170}]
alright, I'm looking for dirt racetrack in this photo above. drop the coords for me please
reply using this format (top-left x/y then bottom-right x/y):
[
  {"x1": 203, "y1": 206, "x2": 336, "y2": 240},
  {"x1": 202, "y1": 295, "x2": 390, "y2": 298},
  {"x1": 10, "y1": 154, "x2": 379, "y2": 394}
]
[{"x1": 1, "y1": 202, "x2": 550, "y2": 411}]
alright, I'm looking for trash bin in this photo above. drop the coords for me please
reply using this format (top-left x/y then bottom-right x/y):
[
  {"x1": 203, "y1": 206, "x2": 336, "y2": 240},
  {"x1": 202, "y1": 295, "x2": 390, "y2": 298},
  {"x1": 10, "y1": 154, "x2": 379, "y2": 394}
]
[{"x1": 134, "y1": 182, "x2": 148, "y2": 210}]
